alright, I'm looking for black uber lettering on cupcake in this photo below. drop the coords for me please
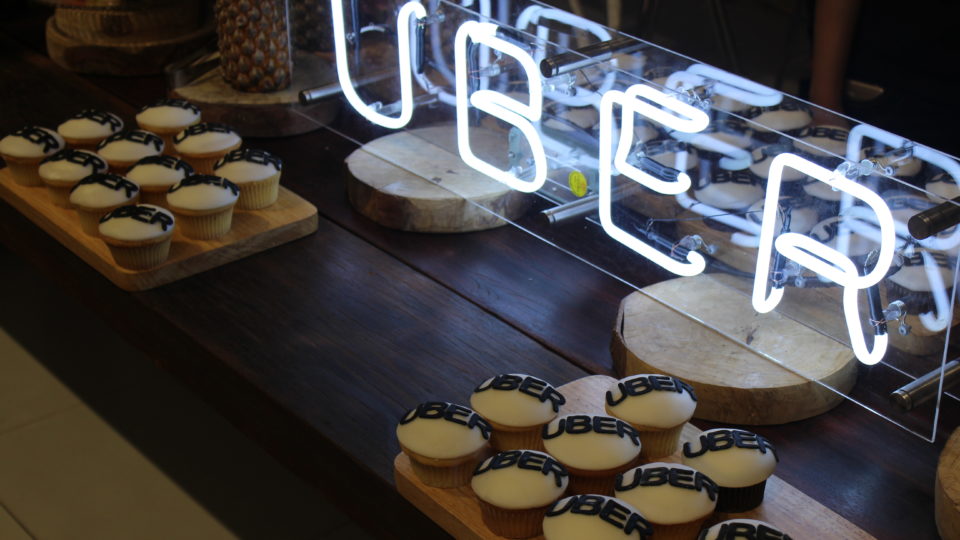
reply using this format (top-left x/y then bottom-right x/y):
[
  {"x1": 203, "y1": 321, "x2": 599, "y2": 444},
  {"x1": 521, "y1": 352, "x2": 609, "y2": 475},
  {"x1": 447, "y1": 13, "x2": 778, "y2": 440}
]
[
  {"x1": 605, "y1": 375, "x2": 697, "y2": 406},
  {"x1": 42, "y1": 148, "x2": 106, "y2": 170},
  {"x1": 169, "y1": 174, "x2": 239, "y2": 196},
  {"x1": 682, "y1": 429, "x2": 778, "y2": 461},
  {"x1": 98, "y1": 130, "x2": 163, "y2": 152},
  {"x1": 174, "y1": 122, "x2": 236, "y2": 143},
  {"x1": 542, "y1": 415, "x2": 641, "y2": 446},
  {"x1": 215, "y1": 148, "x2": 283, "y2": 170},
  {"x1": 99, "y1": 205, "x2": 174, "y2": 231},
  {"x1": 73, "y1": 109, "x2": 122, "y2": 130},
  {"x1": 473, "y1": 374, "x2": 565, "y2": 412},
  {"x1": 702, "y1": 521, "x2": 793, "y2": 540},
  {"x1": 135, "y1": 155, "x2": 194, "y2": 175},
  {"x1": 473, "y1": 450, "x2": 569, "y2": 487},
  {"x1": 546, "y1": 495, "x2": 653, "y2": 538},
  {"x1": 71, "y1": 173, "x2": 139, "y2": 198},
  {"x1": 615, "y1": 465, "x2": 719, "y2": 501},
  {"x1": 140, "y1": 98, "x2": 201, "y2": 115},
  {"x1": 13, "y1": 126, "x2": 61, "y2": 153},
  {"x1": 397, "y1": 401, "x2": 491, "y2": 439}
]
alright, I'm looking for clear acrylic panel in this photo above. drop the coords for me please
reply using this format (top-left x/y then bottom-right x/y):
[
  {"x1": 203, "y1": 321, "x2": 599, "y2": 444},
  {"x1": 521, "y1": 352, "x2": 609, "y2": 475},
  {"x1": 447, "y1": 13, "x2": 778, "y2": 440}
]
[{"x1": 291, "y1": 0, "x2": 960, "y2": 441}]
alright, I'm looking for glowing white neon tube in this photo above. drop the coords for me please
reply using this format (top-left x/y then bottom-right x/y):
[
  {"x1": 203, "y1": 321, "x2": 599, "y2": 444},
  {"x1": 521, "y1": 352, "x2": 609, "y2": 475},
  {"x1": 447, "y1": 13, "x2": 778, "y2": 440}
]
[
  {"x1": 614, "y1": 84, "x2": 709, "y2": 194},
  {"x1": 665, "y1": 64, "x2": 783, "y2": 107},
  {"x1": 919, "y1": 250, "x2": 952, "y2": 332},
  {"x1": 455, "y1": 21, "x2": 547, "y2": 193},
  {"x1": 598, "y1": 88, "x2": 706, "y2": 276},
  {"x1": 674, "y1": 191, "x2": 762, "y2": 247},
  {"x1": 331, "y1": 0, "x2": 425, "y2": 129}
]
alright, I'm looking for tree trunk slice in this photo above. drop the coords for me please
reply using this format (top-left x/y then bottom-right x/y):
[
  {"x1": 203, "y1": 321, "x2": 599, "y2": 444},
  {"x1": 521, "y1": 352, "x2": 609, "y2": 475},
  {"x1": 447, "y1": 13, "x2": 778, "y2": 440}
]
[
  {"x1": 394, "y1": 375, "x2": 874, "y2": 540},
  {"x1": 937, "y1": 428, "x2": 960, "y2": 540},
  {"x1": 611, "y1": 274, "x2": 858, "y2": 425},
  {"x1": 53, "y1": 3, "x2": 203, "y2": 43},
  {"x1": 171, "y1": 52, "x2": 336, "y2": 138},
  {"x1": 345, "y1": 125, "x2": 533, "y2": 233}
]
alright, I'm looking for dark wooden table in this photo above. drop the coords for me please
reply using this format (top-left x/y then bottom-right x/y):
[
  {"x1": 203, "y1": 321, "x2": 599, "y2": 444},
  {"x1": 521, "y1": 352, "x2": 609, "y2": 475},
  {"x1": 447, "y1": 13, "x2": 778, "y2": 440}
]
[{"x1": 0, "y1": 9, "x2": 955, "y2": 539}]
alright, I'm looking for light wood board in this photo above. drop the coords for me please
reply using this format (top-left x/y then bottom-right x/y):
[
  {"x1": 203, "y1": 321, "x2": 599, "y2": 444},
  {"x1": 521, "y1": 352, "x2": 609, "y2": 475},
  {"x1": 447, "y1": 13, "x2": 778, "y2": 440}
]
[
  {"x1": 346, "y1": 126, "x2": 532, "y2": 233},
  {"x1": 937, "y1": 428, "x2": 960, "y2": 540},
  {"x1": 0, "y1": 168, "x2": 317, "y2": 291},
  {"x1": 611, "y1": 274, "x2": 857, "y2": 425},
  {"x1": 394, "y1": 375, "x2": 873, "y2": 540}
]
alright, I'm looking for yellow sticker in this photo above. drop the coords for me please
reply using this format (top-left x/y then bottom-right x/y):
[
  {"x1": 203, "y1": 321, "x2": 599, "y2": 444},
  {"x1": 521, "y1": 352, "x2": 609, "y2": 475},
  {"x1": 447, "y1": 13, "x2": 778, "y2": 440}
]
[{"x1": 568, "y1": 170, "x2": 588, "y2": 197}]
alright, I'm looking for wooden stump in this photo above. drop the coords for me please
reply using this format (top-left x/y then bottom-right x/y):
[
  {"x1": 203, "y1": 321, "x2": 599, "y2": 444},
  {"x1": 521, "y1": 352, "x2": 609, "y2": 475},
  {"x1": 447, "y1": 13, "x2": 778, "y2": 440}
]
[
  {"x1": 937, "y1": 428, "x2": 960, "y2": 540},
  {"x1": 611, "y1": 274, "x2": 858, "y2": 425},
  {"x1": 345, "y1": 125, "x2": 533, "y2": 233}
]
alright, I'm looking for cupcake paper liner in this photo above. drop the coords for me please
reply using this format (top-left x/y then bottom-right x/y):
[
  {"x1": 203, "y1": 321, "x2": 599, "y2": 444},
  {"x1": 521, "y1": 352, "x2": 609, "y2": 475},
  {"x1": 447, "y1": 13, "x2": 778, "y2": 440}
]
[
  {"x1": 44, "y1": 184, "x2": 74, "y2": 208},
  {"x1": 477, "y1": 499, "x2": 551, "y2": 539},
  {"x1": 140, "y1": 187, "x2": 173, "y2": 208},
  {"x1": 4, "y1": 157, "x2": 45, "y2": 187},
  {"x1": 175, "y1": 208, "x2": 235, "y2": 240},
  {"x1": 485, "y1": 419, "x2": 546, "y2": 452},
  {"x1": 402, "y1": 445, "x2": 489, "y2": 488},
  {"x1": 634, "y1": 423, "x2": 685, "y2": 460},
  {"x1": 106, "y1": 235, "x2": 172, "y2": 270},
  {"x1": 716, "y1": 481, "x2": 767, "y2": 513},
  {"x1": 564, "y1": 457, "x2": 641, "y2": 496},
  {"x1": 648, "y1": 517, "x2": 708, "y2": 540},
  {"x1": 236, "y1": 172, "x2": 281, "y2": 210}
]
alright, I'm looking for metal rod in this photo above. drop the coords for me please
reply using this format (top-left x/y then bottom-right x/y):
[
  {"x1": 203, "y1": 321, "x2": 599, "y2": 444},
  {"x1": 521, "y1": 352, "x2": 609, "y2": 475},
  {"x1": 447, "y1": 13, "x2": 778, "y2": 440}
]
[
  {"x1": 889, "y1": 359, "x2": 960, "y2": 411},
  {"x1": 908, "y1": 196, "x2": 960, "y2": 240},
  {"x1": 298, "y1": 70, "x2": 397, "y2": 106},
  {"x1": 539, "y1": 36, "x2": 643, "y2": 78},
  {"x1": 541, "y1": 183, "x2": 639, "y2": 224}
]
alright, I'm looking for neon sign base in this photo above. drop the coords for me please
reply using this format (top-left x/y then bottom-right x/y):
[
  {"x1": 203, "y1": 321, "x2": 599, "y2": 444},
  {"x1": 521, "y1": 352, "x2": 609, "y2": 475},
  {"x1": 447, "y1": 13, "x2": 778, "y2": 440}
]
[
  {"x1": 612, "y1": 274, "x2": 858, "y2": 425},
  {"x1": 345, "y1": 126, "x2": 532, "y2": 232}
]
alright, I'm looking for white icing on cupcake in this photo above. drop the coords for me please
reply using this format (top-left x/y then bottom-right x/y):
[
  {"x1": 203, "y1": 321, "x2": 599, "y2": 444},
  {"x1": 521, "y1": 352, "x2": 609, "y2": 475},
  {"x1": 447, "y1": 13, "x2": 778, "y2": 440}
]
[
  {"x1": 744, "y1": 103, "x2": 812, "y2": 136},
  {"x1": 681, "y1": 428, "x2": 778, "y2": 488},
  {"x1": 126, "y1": 155, "x2": 194, "y2": 188},
  {"x1": 471, "y1": 450, "x2": 569, "y2": 509},
  {"x1": 699, "y1": 518, "x2": 793, "y2": 540},
  {"x1": 57, "y1": 109, "x2": 123, "y2": 140},
  {"x1": 96, "y1": 130, "x2": 164, "y2": 162},
  {"x1": 750, "y1": 143, "x2": 806, "y2": 181},
  {"x1": 0, "y1": 126, "x2": 64, "y2": 158},
  {"x1": 614, "y1": 462, "x2": 718, "y2": 524},
  {"x1": 542, "y1": 414, "x2": 641, "y2": 471},
  {"x1": 925, "y1": 172, "x2": 960, "y2": 201},
  {"x1": 542, "y1": 494, "x2": 653, "y2": 540},
  {"x1": 694, "y1": 169, "x2": 764, "y2": 210},
  {"x1": 470, "y1": 373, "x2": 565, "y2": 428},
  {"x1": 136, "y1": 99, "x2": 201, "y2": 129},
  {"x1": 68, "y1": 173, "x2": 140, "y2": 208},
  {"x1": 887, "y1": 249, "x2": 953, "y2": 294},
  {"x1": 99, "y1": 204, "x2": 175, "y2": 241},
  {"x1": 166, "y1": 174, "x2": 239, "y2": 211},
  {"x1": 396, "y1": 401, "x2": 491, "y2": 460},
  {"x1": 213, "y1": 148, "x2": 282, "y2": 183},
  {"x1": 38, "y1": 149, "x2": 107, "y2": 182},
  {"x1": 798, "y1": 125, "x2": 849, "y2": 160},
  {"x1": 174, "y1": 123, "x2": 241, "y2": 155},
  {"x1": 605, "y1": 374, "x2": 697, "y2": 428}
]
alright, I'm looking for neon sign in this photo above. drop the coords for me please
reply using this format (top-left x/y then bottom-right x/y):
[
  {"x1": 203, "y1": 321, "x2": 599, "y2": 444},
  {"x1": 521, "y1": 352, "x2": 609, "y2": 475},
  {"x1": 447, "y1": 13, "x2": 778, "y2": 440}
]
[{"x1": 329, "y1": 0, "x2": 960, "y2": 367}]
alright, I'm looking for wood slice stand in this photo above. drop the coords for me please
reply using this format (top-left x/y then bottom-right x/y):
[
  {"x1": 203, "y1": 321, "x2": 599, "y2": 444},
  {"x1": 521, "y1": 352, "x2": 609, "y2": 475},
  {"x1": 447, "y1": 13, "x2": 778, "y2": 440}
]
[
  {"x1": 171, "y1": 52, "x2": 337, "y2": 138},
  {"x1": 938, "y1": 428, "x2": 960, "y2": 540},
  {"x1": 345, "y1": 125, "x2": 533, "y2": 233},
  {"x1": 394, "y1": 375, "x2": 873, "y2": 539},
  {"x1": 0, "y1": 168, "x2": 317, "y2": 291},
  {"x1": 611, "y1": 274, "x2": 858, "y2": 425}
]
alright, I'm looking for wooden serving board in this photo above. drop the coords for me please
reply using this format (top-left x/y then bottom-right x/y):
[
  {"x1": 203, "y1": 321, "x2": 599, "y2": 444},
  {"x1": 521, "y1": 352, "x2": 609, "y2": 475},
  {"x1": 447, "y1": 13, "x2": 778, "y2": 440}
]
[
  {"x1": 394, "y1": 375, "x2": 873, "y2": 540},
  {"x1": 0, "y1": 168, "x2": 318, "y2": 291},
  {"x1": 937, "y1": 427, "x2": 960, "y2": 540}
]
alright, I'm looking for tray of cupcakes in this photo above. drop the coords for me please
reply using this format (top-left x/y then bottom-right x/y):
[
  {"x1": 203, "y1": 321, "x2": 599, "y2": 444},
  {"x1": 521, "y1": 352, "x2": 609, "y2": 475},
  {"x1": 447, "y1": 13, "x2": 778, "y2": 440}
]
[
  {"x1": 0, "y1": 100, "x2": 317, "y2": 291},
  {"x1": 393, "y1": 374, "x2": 873, "y2": 539}
]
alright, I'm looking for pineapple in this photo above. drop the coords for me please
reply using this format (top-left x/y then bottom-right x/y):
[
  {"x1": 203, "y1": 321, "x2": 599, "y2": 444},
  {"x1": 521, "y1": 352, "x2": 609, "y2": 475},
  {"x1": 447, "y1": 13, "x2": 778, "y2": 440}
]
[{"x1": 215, "y1": 0, "x2": 292, "y2": 92}]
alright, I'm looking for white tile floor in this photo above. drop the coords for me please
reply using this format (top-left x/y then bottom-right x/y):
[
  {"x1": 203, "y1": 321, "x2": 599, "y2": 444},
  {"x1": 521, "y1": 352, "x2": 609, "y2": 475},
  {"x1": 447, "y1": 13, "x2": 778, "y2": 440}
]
[{"x1": 0, "y1": 246, "x2": 375, "y2": 539}]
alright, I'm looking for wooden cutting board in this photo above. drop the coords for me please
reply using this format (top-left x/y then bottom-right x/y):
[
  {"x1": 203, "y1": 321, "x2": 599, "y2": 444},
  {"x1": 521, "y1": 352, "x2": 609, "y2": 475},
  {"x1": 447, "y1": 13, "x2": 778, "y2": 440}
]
[
  {"x1": 394, "y1": 375, "x2": 873, "y2": 540},
  {"x1": 0, "y1": 167, "x2": 317, "y2": 291}
]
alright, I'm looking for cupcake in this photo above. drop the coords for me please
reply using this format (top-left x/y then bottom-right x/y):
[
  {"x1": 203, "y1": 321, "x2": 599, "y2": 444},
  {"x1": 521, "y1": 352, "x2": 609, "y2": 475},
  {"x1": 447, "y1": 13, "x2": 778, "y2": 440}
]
[
  {"x1": 681, "y1": 428, "x2": 778, "y2": 512},
  {"x1": 692, "y1": 169, "x2": 765, "y2": 211},
  {"x1": 797, "y1": 125, "x2": 849, "y2": 193},
  {"x1": 213, "y1": 148, "x2": 283, "y2": 210},
  {"x1": 883, "y1": 248, "x2": 957, "y2": 354},
  {"x1": 470, "y1": 373, "x2": 566, "y2": 451},
  {"x1": 742, "y1": 102, "x2": 811, "y2": 146},
  {"x1": 604, "y1": 374, "x2": 697, "y2": 459},
  {"x1": 98, "y1": 204, "x2": 175, "y2": 270},
  {"x1": 173, "y1": 122, "x2": 242, "y2": 174},
  {"x1": 96, "y1": 130, "x2": 164, "y2": 174},
  {"x1": 675, "y1": 114, "x2": 753, "y2": 169},
  {"x1": 0, "y1": 126, "x2": 65, "y2": 186},
  {"x1": 542, "y1": 494, "x2": 653, "y2": 540},
  {"x1": 614, "y1": 462, "x2": 718, "y2": 540},
  {"x1": 56, "y1": 109, "x2": 123, "y2": 150},
  {"x1": 68, "y1": 173, "x2": 140, "y2": 236},
  {"x1": 471, "y1": 449, "x2": 569, "y2": 538},
  {"x1": 636, "y1": 139, "x2": 698, "y2": 181},
  {"x1": 396, "y1": 401, "x2": 492, "y2": 488},
  {"x1": 136, "y1": 98, "x2": 201, "y2": 152},
  {"x1": 749, "y1": 141, "x2": 806, "y2": 190},
  {"x1": 165, "y1": 174, "x2": 239, "y2": 240},
  {"x1": 925, "y1": 171, "x2": 960, "y2": 202},
  {"x1": 698, "y1": 518, "x2": 793, "y2": 540},
  {"x1": 38, "y1": 149, "x2": 108, "y2": 207},
  {"x1": 542, "y1": 414, "x2": 642, "y2": 495},
  {"x1": 126, "y1": 155, "x2": 195, "y2": 207}
]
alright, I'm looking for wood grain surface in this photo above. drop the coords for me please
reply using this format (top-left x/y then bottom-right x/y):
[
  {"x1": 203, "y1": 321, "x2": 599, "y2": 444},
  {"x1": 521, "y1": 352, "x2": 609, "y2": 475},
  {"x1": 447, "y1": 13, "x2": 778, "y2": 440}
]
[{"x1": 938, "y1": 428, "x2": 960, "y2": 539}]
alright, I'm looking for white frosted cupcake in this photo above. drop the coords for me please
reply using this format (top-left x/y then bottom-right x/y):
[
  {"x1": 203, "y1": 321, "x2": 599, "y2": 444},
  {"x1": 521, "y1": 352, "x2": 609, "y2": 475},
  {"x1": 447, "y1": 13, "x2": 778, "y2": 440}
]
[
  {"x1": 798, "y1": 125, "x2": 849, "y2": 202},
  {"x1": 68, "y1": 172, "x2": 140, "y2": 236},
  {"x1": 0, "y1": 126, "x2": 65, "y2": 186},
  {"x1": 743, "y1": 102, "x2": 812, "y2": 145},
  {"x1": 126, "y1": 155, "x2": 194, "y2": 207},
  {"x1": 470, "y1": 373, "x2": 566, "y2": 451},
  {"x1": 542, "y1": 414, "x2": 642, "y2": 496},
  {"x1": 396, "y1": 401, "x2": 492, "y2": 488},
  {"x1": 165, "y1": 174, "x2": 239, "y2": 240},
  {"x1": 614, "y1": 462, "x2": 718, "y2": 540},
  {"x1": 96, "y1": 130, "x2": 164, "y2": 174},
  {"x1": 604, "y1": 374, "x2": 697, "y2": 459},
  {"x1": 98, "y1": 204, "x2": 175, "y2": 269},
  {"x1": 136, "y1": 98, "x2": 201, "y2": 152},
  {"x1": 471, "y1": 449, "x2": 569, "y2": 538},
  {"x1": 542, "y1": 494, "x2": 653, "y2": 540},
  {"x1": 693, "y1": 169, "x2": 765, "y2": 210},
  {"x1": 213, "y1": 148, "x2": 283, "y2": 209},
  {"x1": 173, "y1": 122, "x2": 242, "y2": 174},
  {"x1": 56, "y1": 109, "x2": 124, "y2": 150},
  {"x1": 38, "y1": 149, "x2": 108, "y2": 207},
  {"x1": 681, "y1": 428, "x2": 778, "y2": 512},
  {"x1": 698, "y1": 518, "x2": 793, "y2": 540}
]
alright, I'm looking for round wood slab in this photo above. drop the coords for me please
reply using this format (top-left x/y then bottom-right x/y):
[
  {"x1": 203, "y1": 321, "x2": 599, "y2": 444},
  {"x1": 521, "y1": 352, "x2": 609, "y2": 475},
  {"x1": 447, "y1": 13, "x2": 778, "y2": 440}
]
[
  {"x1": 345, "y1": 125, "x2": 532, "y2": 233},
  {"x1": 938, "y1": 428, "x2": 960, "y2": 540},
  {"x1": 611, "y1": 274, "x2": 858, "y2": 425}
]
